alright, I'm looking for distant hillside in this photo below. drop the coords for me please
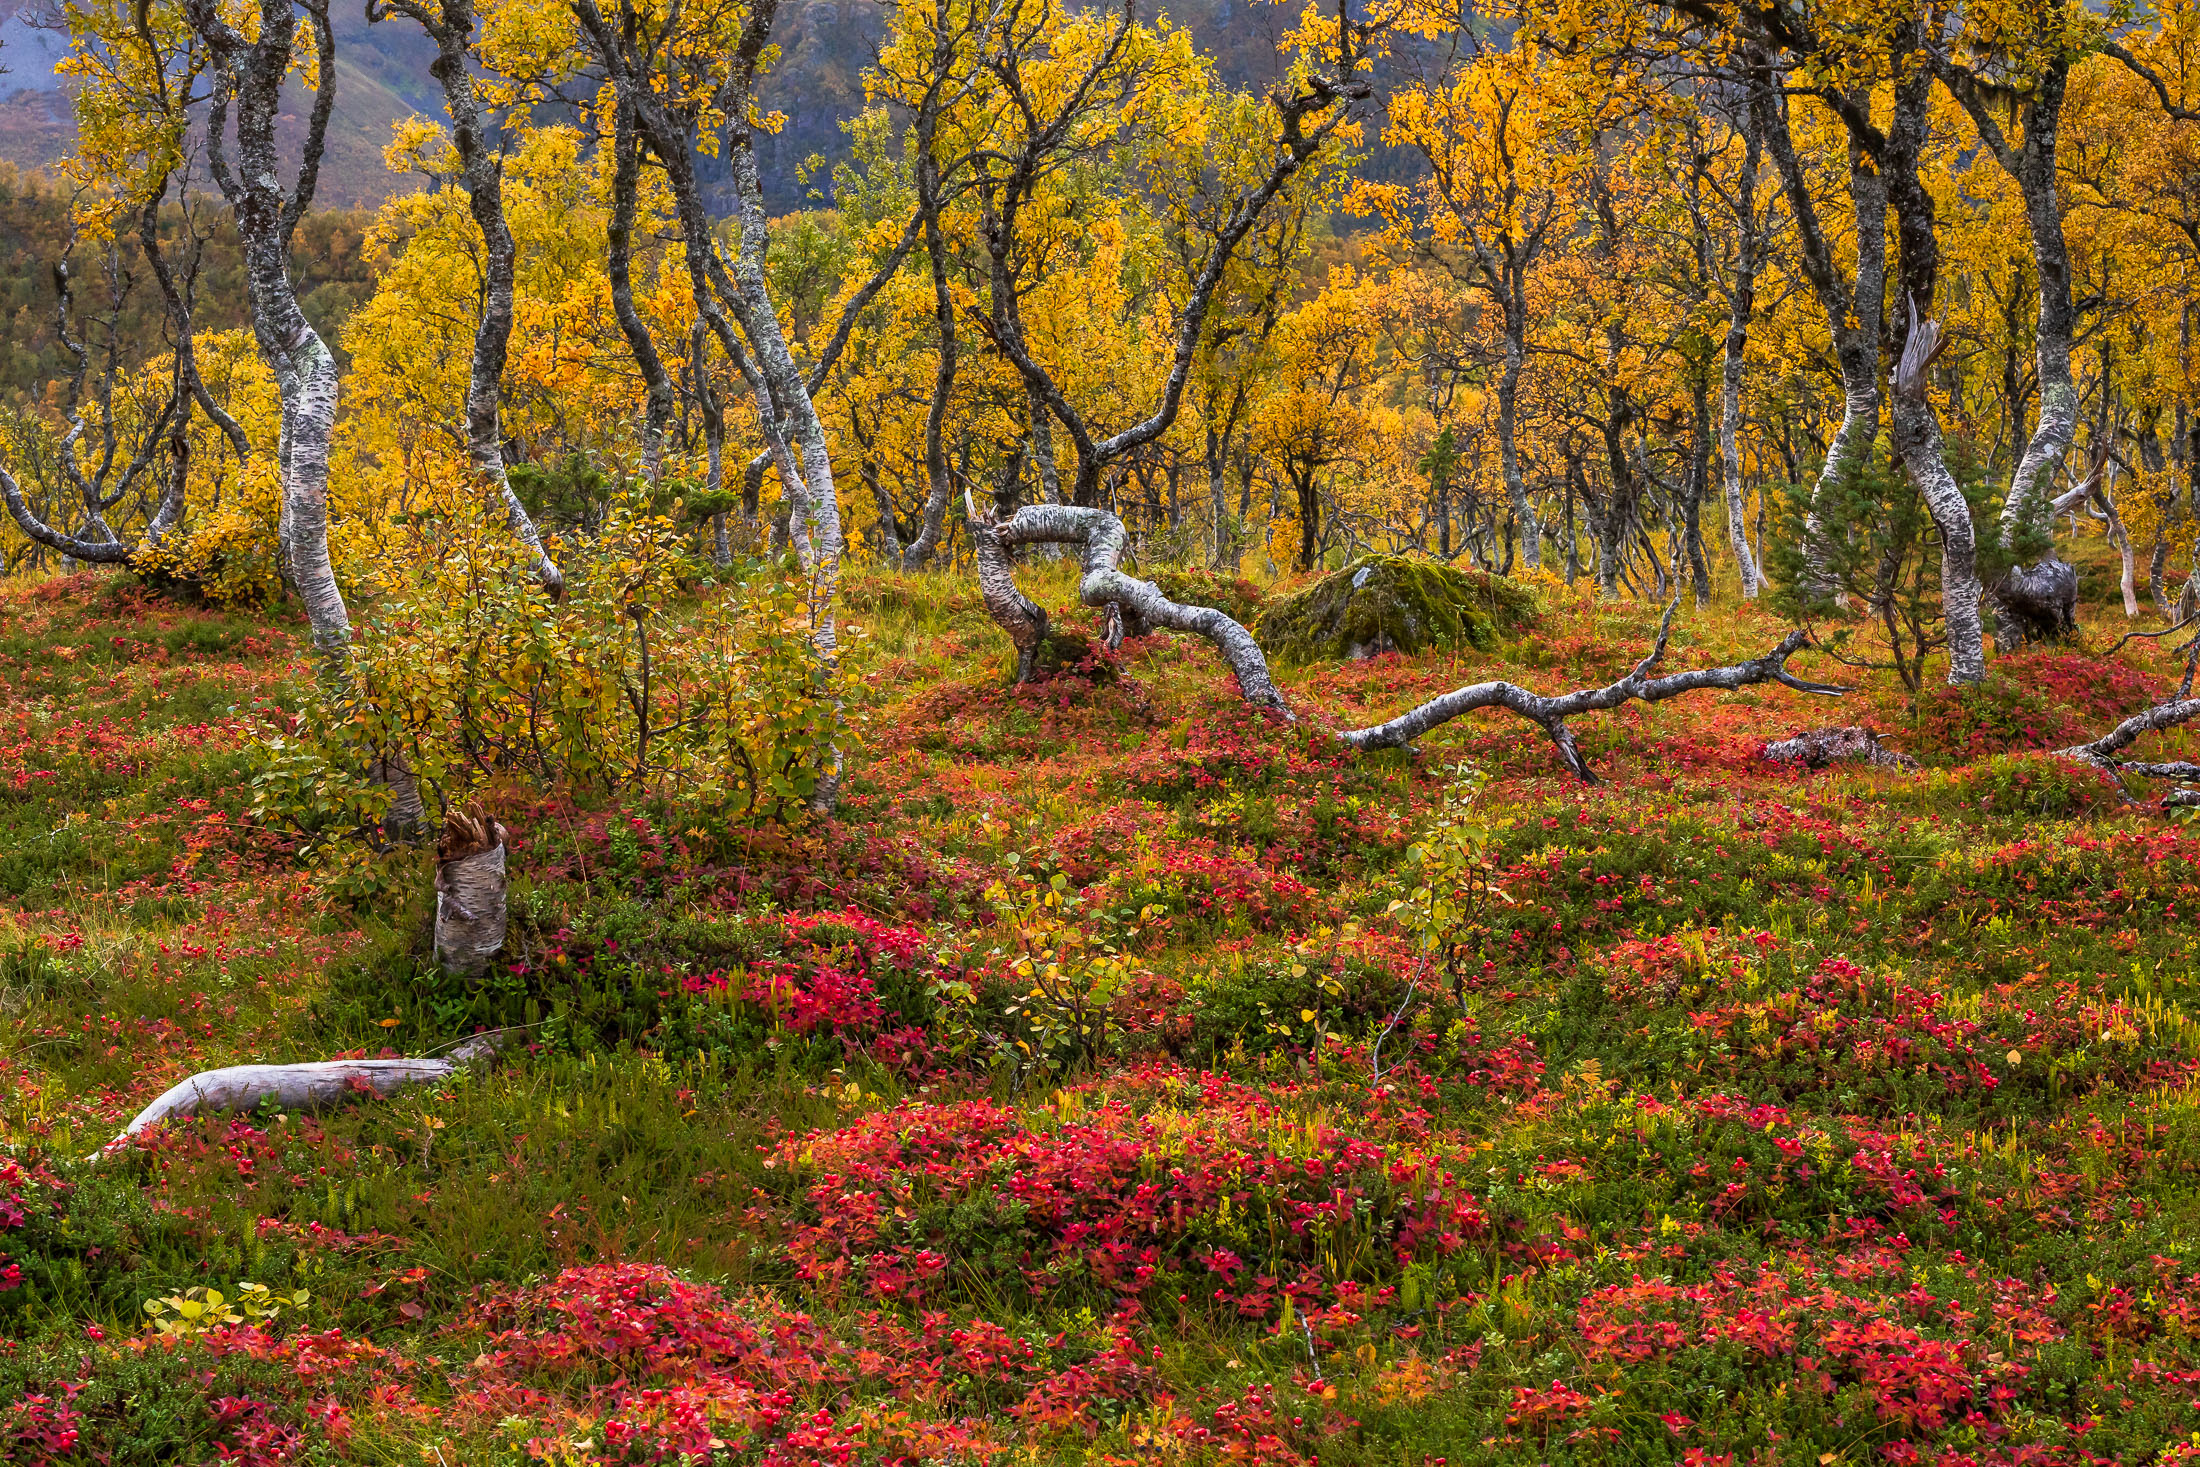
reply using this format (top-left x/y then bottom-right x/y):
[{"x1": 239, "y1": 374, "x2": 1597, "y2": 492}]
[
  {"x1": 0, "y1": 0, "x2": 446, "y2": 209},
  {"x1": 1, "y1": 0, "x2": 1416, "y2": 215},
  {"x1": 0, "y1": 164, "x2": 378, "y2": 407}
]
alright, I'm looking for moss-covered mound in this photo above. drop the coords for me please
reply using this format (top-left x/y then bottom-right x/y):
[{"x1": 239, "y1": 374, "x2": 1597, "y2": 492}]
[
  {"x1": 1147, "y1": 567, "x2": 1266, "y2": 625},
  {"x1": 1254, "y1": 555, "x2": 1537, "y2": 665}
]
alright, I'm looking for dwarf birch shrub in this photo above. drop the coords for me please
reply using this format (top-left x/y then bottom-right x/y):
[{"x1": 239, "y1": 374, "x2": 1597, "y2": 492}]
[{"x1": 252, "y1": 493, "x2": 836, "y2": 841}]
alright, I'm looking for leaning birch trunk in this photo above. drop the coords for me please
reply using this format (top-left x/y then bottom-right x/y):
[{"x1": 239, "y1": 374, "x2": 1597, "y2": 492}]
[
  {"x1": 1718, "y1": 226, "x2": 1762, "y2": 599},
  {"x1": 417, "y1": 0, "x2": 564, "y2": 596},
  {"x1": 1495, "y1": 324, "x2": 1541, "y2": 570},
  {"x1": 1936, "y1": 55, "x2": 2082, "y2": 644},
  {"x1": 435, "y1": 808, "x2": 508, "y2": 978}
]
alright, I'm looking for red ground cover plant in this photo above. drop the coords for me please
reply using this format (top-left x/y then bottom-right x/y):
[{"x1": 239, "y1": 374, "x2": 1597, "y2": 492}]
[
  {"x1": 451, "y1": 1262, "x2": 1163, "y2": 1461},
  {"x1": 771, "y1": 1065, "x2": 1487, "y2": 1316}
]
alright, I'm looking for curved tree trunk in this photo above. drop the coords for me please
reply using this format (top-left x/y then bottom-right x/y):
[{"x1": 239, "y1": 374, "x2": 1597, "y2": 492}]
[
  {"x1": 1756, "y1": 80, "x2": 1884, "y2": 602},
  {"x1": 393, "y1": 0, "x2": 564, "y2": 596},
  {"x1": 606, "y1": 92, "x2": 679, "y2": 487},
  {"x1": 1495, "y1": 321, "x2": 1540, "y2": 570},
  {"x1": 1892, "y1": 314, "x2": 1988, "y2": 684}
]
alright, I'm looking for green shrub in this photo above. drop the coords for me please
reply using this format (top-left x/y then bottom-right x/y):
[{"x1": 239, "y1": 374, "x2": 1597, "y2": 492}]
[{"x1": 251, "y1": 497, "x2": 837, "y2": 845}]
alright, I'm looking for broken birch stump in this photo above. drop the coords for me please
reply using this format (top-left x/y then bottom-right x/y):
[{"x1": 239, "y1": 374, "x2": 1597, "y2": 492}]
[{"x1": 435, "y1": 807, "x2": 509, "y2": 978}]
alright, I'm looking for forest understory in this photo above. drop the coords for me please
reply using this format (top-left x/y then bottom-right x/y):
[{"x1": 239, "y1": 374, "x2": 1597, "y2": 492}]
[{"x1": 4, "y1": 548, "x2": 2200, "y2": 1466}]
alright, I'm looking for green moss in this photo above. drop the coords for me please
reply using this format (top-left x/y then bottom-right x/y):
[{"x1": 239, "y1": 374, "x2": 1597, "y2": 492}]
[
  {"x1": 1254, "y1": 554, "x2": 1538, "y2": 666},
  {"x1": 1147, "y1": 567, "x2": 1266, "y2": 626}
]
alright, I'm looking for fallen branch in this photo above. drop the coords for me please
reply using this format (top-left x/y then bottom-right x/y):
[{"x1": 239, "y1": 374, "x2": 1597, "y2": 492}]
[
  {"x1": 971, "y1": 504, "x2": 1844, "y2": 781},
  {"x1": 2058, "y1": 696, "x2": 2200, "y2": 779},
  {"x1": 2055, "y1": 635, "x2": 2200, "y2": 802},
  {"x1": 86, "y1": 806, "x2": 521, "y2": 1162},
  {"x1": 1335, "y1": 600, "x2": 1846, "y2": 780},
  {"x1": 91, "y1": 1030, "x2": 509, "y2": 1162}
]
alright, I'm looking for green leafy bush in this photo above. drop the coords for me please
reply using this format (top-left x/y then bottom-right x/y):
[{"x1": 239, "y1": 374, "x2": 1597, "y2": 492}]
[
  {"x1": 1911, "y1": 751, "x2": 2127, "y2": 817},
  {"x1": 251, "y1": 495, "x2": 837, "y2": 845},
  {"x1": 1147, "y1": 566, "x2": 1266, "y2": 625}
]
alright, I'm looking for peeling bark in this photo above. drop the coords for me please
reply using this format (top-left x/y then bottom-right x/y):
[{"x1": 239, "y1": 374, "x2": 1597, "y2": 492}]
[
  {"x1": 1763, "y1": 725, "x2": 1918, "y2": 771},
  {"x1": 185, "y1": 0, "x2": 350, "y2": 663}
]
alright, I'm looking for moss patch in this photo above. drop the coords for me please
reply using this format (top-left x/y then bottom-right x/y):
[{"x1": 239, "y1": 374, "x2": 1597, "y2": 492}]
[{"x1": 1254, "y1": 555, "x2": 1538, "y2": 666}]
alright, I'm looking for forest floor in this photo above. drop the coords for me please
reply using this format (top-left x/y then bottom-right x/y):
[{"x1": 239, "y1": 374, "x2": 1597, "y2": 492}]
[{"x1": 2, "y1": 559, "x2": 2200, "y2": 1466}]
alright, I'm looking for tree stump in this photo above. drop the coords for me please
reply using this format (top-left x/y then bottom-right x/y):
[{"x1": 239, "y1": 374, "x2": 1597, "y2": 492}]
[{"x1": 435, "y1": 807, "x2": 509, "y2": 979}]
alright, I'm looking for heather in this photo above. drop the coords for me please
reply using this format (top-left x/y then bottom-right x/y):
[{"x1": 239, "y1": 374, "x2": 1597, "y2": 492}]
[{"x1": 2, "y1": 562, "x2": 2199, "y2": 1466}]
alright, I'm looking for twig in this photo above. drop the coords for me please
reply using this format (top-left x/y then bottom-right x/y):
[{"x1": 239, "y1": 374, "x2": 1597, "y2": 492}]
[
  {"x1": 1369, "y1": 956, "x2": 1424, "y2": 1088},
  {"x1": 2098, "y1": 615, "x2": 2197, "y2": 660}
]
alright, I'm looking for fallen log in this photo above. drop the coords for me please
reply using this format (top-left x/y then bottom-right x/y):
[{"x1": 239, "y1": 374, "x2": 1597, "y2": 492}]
[
  {"x1": 1763, "y1": 725, "x2": 1919, "y2": 771},
  {"x1": 91, "y1": 1032, "x2": 508, "y2": 1161},
  {"x1": 90, "y1": 806, "x2": 521, "y2": 1162},
  {"x1": 2055, "y1": 644, "x2": 2200, "y2": 802}
]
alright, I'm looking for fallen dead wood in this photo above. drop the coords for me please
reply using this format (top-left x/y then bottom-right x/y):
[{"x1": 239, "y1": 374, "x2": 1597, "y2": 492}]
[
  {"x1": 1762, "y1": 725, "x2": 1919, "y2": 771},
  {"x1": 89, "y1": 805, "x2": 523, "y2": 1162},
  {"x1": 1333, "y1": 602, "x2": 1845, "y2": 779},
  {"x1": 91, "y1": 1031, "x2": 510, "y2": 1162},
  {"x1": 2056, "y1": 642, "x2": 2200, "y2": 800}
]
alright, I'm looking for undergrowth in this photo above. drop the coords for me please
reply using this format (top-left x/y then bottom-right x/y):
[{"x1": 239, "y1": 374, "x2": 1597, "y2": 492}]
[{"x1": 2, "y1": 562, "x2": 2199, "y2": 1464}]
